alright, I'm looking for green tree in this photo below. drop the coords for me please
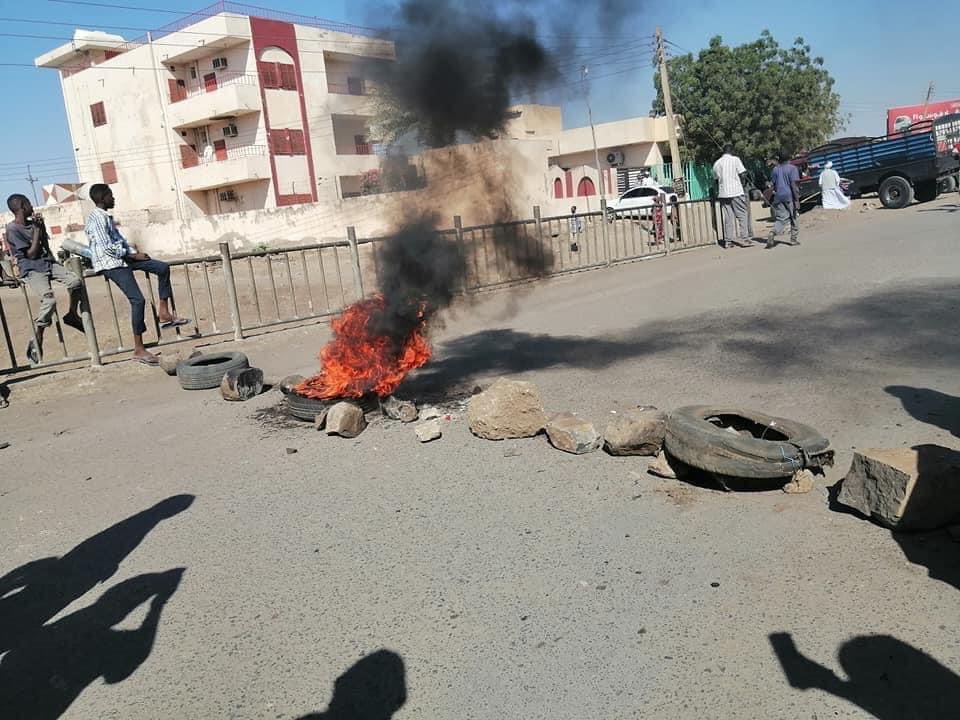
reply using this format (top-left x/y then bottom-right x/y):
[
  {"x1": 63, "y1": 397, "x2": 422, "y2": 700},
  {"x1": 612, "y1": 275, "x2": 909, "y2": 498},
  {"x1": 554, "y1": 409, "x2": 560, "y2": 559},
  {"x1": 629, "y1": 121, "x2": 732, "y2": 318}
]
[{"x1": 652, "y1": 31, "x2": 844, "y2": 163}]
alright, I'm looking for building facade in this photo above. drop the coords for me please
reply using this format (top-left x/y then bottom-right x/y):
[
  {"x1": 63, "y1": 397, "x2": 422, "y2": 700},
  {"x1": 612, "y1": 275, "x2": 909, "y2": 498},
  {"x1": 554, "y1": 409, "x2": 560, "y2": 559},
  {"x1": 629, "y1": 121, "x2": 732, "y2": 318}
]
[{"x1": 35, "y1": 7, "x2": 394, "y2": 219}]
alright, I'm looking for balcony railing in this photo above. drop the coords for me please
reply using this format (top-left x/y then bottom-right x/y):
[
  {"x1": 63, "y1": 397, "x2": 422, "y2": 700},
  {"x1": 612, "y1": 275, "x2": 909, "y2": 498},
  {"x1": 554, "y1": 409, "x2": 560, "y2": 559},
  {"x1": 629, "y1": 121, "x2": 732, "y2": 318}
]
[
  {"x1": 182, "y1": 143, "x2": 266, "y2": 169},
  {"x1": 328, "y1": 81, "x2": 370, "y2": 96},
  {"x1": 355, "y1": 142, "x2": 373, "y2": 155},
  {"x1": 171, "y1": 71, "x2": 256, "y2": 103}
]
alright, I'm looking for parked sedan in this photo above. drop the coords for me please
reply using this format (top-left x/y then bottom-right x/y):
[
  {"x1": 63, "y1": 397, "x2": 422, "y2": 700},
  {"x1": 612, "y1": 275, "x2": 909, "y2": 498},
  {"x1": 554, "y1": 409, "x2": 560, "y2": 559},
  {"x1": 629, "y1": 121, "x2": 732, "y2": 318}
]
[{"x1": 605, "y1": 184, "x2": 679, "y2": 222}]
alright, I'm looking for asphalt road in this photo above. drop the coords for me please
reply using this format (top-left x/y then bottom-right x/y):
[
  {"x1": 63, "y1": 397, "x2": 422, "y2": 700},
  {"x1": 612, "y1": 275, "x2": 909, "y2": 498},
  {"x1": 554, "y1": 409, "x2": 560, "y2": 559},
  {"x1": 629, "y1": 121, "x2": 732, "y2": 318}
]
[{"x1": 1, "y1": 196, "x2": 959, "y2": 719}]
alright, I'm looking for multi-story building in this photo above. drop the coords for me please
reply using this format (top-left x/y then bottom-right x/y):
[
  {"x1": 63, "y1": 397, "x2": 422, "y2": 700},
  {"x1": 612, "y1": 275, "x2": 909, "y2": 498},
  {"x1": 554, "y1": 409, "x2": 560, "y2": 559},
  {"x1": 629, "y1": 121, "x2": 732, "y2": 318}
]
[{"x1": 35, "y1": 3, "x2": 394, "y2": 218}]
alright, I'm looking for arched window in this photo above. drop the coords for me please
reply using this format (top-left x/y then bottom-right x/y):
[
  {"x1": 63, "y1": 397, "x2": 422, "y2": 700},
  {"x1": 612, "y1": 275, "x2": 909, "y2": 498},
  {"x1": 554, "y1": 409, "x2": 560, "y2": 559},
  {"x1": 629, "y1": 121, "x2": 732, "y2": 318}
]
[
  {"x1": 576, "y1": 177, "x2": 596, "y2": 196},
  {"x1": 258, "y1": 47, "x2": 298, "y2": 90},
  {"x1": 553, "y1": 178, "x2": 564, "y2": 198}
]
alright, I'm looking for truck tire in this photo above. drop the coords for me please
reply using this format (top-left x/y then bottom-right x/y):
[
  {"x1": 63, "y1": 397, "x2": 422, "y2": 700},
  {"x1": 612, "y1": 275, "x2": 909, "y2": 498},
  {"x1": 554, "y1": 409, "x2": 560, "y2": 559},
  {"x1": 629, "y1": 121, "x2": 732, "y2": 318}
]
[
  {"x1": 914, "y1": 180, "x2": 939, "y2": 203},
  {"x1": 176, "y1": 352, "x2": 249, "y2": 390},
  {"x1": 664, "y1": 406, "x2": 834, "y2": 480},
  {"x1": 938, "y1": 176, "x2": 957, "y2": 194},
  {"x1": 878, "y1": 176, "x2": 914, "y2": 209}
]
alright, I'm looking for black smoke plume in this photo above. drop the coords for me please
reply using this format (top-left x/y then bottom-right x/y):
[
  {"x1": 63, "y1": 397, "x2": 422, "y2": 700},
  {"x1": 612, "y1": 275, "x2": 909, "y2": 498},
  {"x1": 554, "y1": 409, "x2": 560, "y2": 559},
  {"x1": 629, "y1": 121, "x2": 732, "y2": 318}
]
[{"x1": 372, "y1": 0, "x2": 557, "y2": 148}]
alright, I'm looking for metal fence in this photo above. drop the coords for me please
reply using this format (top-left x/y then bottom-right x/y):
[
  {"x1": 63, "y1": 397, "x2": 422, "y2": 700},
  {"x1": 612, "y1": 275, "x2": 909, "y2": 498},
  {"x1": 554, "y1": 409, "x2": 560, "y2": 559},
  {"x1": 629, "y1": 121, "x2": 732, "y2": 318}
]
[{"x1": 0, "y1": 197, "x2": 721, "y2": 374}]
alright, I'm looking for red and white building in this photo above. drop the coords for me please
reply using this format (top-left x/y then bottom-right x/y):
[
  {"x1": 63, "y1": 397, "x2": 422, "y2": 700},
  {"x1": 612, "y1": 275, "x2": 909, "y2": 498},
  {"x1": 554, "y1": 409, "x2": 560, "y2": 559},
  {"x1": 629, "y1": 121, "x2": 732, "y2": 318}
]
[{"x1": 35, "y1": 3, "x2": 394, "y2": 218}]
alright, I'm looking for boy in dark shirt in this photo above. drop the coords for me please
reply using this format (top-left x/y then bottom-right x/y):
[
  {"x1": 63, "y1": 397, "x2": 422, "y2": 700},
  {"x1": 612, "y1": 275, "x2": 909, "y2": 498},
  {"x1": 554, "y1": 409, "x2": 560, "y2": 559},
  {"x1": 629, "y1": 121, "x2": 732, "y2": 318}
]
[{"x1": 5, "y1": 194, "x2": 83, "y2": 363}]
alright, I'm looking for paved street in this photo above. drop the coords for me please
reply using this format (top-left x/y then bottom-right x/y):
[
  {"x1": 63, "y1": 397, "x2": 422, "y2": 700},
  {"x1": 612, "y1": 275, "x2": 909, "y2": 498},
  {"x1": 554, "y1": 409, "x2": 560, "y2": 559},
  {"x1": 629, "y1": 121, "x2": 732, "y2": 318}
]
[{"x1": 1, "y1": 196, "x2": 959, "y2": 719}]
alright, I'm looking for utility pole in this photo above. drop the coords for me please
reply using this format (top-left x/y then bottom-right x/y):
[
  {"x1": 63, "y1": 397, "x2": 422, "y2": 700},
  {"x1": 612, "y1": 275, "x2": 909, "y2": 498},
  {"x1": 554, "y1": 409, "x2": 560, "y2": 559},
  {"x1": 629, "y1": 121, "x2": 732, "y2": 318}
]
[
  {"x1": 581, "y1": 65, "x2": 606, "y2": 198},
  {"x1": 655, "y1": 27, "x2": 684, "y2": 195},
  {"x1": 920, "y1": 81, "x2": 934, "y2": 120},
  {"x1": 25, "y1": 165, "x2": 39, "y2": 205}
]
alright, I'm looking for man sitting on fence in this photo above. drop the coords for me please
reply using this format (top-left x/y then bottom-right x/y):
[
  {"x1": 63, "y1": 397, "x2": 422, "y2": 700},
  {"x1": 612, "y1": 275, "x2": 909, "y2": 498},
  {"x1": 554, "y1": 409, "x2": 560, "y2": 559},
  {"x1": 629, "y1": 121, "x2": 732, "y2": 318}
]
[
  {"x1": 5, "y1": 193, "x2": 84, "y2": 364},
  {"x1": 84, "y1": 183, "x2": 189, "y2": 366}
]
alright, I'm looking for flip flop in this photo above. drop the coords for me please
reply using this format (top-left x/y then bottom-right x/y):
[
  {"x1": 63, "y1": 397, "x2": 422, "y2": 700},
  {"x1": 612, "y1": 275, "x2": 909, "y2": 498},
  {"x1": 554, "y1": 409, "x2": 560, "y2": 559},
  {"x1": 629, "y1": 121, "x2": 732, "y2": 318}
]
[
  {"x1": 133, "y1": 355, "x2": 160, "y2": 366},
  {"x1": 62, "y1": 313, "x2": 84, "y2": 332},
  {"x1": 160, "y1": 317, "x2": 191, "y2": 329},
  {"x1": 25, "y1": 339, "x2": 41, "y2": 365}
]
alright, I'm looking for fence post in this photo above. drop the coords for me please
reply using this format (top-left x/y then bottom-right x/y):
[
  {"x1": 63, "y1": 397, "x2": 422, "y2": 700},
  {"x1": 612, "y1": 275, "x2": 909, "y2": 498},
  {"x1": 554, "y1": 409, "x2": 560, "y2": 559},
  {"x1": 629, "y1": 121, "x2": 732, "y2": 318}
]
[
  {"x1": 219, "y1": 242, "x2": 244, "y2": 341},
  {"x1": 346, "y1": 226, "x2": 365, "y2": 300},
  {"x1": 68, "y1": 256, "x2": 101, "y2": 367},
  {"x1": 532, "y1": 205, "x2": 545, "y2": 274},
  {"x1": 599, "y1": 199, "x2": 611, "y2": 265},
  {"x1": 453, "y1": 215, "x2": 469, "y2": 291}
]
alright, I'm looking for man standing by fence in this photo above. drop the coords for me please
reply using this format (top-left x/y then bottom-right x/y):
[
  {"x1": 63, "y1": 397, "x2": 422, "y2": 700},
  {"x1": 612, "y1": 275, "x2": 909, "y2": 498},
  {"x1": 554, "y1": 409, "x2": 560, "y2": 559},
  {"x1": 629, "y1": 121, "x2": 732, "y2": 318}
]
[
  {"x1": 84, "y1": 184, "x2": 189, "y2": 366},
  {"x1": 766, "y1": 151, "x2": 801, "y2": 249},
  {"x1": 5, "y1": 194, "x2": 84, "y2": 364},
  {"x1": 712, "y1": 144, "x2": 753, "y2": 248}
]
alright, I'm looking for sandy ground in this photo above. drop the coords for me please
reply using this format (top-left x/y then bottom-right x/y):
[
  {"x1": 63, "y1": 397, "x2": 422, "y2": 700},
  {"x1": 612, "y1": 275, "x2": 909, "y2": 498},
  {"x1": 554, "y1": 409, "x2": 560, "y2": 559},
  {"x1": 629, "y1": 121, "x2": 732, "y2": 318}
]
[{"x1": 1, "y1": 195, "x2": 958, "y2": 719}]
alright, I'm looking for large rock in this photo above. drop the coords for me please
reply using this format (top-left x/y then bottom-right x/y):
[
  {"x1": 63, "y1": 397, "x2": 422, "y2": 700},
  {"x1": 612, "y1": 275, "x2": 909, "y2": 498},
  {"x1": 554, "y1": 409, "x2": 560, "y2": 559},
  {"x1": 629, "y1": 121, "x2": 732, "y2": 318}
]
[
  {"x1": 220, "y1": 367, "x2": 264, "y2": 401},
  {"x1": 546, "y1": 412, "x2": 601, "y2": 454},
  {"x1": 415, "y1": 418, "x2": 442, "y2": 443},
  {"x1": 325, "y1": 401, "x2": 367, "y2": 438},
  {"x1": 160, "y1": 349, "x2": 200, "y2": 376},
  {"x1": 604, "y1": 408, "x2": 666, "y2": 456},
  {"x1": 467, "y1": 378, "x2": 546, "y2": 440},
  {"x1": 837, "y1": 446, "x2": 960, "y2": 530},
  {"x1": 382, "y1": 396, "x2": 419, "y2": 423}
]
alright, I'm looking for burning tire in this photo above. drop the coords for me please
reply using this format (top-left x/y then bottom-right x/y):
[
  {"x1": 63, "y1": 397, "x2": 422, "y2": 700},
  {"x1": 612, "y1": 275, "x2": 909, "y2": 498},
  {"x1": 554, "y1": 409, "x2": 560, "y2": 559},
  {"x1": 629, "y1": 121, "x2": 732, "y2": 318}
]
[
  {"x1": 664, "y1": 406, "x2": 833, "y2": 479},
  {"x1": 286, "y1": 392, "x2": 333, "y2": 422},
  {"x1": 176, "y1": 352, "x2": 249, "y2": 390}
]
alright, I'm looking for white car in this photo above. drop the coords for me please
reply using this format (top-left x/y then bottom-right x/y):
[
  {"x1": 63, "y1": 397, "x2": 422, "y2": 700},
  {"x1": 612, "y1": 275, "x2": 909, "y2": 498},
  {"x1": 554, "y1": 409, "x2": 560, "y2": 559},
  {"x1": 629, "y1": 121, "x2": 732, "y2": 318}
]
[{"x1": 606, "y1": 183, "x2": 679, "y2": 222}]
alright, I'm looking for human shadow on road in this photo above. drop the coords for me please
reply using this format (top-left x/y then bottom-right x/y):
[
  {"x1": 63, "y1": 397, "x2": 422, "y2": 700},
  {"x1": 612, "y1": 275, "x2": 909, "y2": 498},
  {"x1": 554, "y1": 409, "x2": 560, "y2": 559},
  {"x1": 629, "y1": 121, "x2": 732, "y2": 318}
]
[
  {"x1": 296, "y1": 649, "x2": 407, "y2": 720},
  {"x1": 885, "y1": 385, "x2": 960, "y2": 439},
  {"x1": 402, "y1": 281, "x2": 960, "y2": 399},
  {"x1": 917, "y1": 203, "x2": 959, "y2": 213},
  {"x1": 770, "y1": 632, "x2": 960, "y2": 719},
  {"x1": 0, "y1": 567, "x2": 185, "y2": 719},
  {"x1": 0, "y1": 493, "x2": 194, "y2": 654}
]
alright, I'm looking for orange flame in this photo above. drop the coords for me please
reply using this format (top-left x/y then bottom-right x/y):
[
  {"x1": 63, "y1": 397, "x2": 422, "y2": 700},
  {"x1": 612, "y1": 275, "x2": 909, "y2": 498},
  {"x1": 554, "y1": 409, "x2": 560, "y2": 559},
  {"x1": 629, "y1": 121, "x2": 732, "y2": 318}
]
[{"x1": 295, "y1": 295, "x2": 431, "y2": 399}]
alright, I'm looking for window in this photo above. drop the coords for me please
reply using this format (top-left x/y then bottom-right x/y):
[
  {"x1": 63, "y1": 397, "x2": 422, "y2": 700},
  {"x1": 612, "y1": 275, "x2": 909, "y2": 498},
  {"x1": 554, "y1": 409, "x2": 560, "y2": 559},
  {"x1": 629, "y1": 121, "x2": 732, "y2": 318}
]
[
  {"x1": 346, "y1": 76, "x2": 365, "y2": 95},
  {"x1": 269, "y1": 129, "x2": 307, "y2": 156},
  {"x1": 289, "y1": 129, "x2": 306, "y2": 155},
  {"x1": 576, "y1": 177, "x2": 596, "y2": 197},
  {"x1": 553, "y1": 178, "x2": 564, "y2": 199},
  {"x1": 180, "y1": 144, "x2": 198, "y2": 169},
  {"x1": 269, "y1": 129, "x2": 292, "y2": 155},
  {"x1": 90, "y1": 101, "x2": 107, "y2": 127},
  {"x1": 258, "y1": 61, "x2": 279, "y2": 89},
  {"x1": 278, "y1": 63, "x2": 297, "y2": 91},
  {"x1": 100, "y1": 161, "x2": 118, "y2": 184},
  {"x1": 104, "y1": 50, "x2": 121, "y2": 61},
  {"x1": 168, "y1": 79, "x2": 186, "y2": 103}
]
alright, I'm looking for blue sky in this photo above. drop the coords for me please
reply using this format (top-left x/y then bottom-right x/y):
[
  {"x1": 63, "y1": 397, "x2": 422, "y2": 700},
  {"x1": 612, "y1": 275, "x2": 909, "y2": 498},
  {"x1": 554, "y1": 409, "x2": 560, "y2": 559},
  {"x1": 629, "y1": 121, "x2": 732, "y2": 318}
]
[{"x1": 0, "y1": 0, "x2": 954, "y2": 203}]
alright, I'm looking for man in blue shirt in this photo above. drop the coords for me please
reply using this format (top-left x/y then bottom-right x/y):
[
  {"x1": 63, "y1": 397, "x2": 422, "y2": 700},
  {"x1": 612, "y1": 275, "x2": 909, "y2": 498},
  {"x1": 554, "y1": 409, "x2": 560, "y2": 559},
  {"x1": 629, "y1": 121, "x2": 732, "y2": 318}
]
[{"x1": 766, "y1": 150, "x2": 800, "y2": 249}]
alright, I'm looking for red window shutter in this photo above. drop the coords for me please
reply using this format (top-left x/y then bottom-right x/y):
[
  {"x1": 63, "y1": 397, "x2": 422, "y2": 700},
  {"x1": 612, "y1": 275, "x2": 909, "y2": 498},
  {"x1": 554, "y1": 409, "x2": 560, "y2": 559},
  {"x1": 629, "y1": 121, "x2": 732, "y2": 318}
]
[
  {"x1": 90, "y1": 101, "x2": 106, "y2": 127},
  {"x1": 104, "y1": 50, "x2": 121, "y2": 61},
  {"x1": 278, "y1": 63, "x2": 297, "y2": 91},
  {"x1": 180, "y1": 144, "x2": 198, "y2": 168},
  {"x1": 269, "y1": 129, "x2": 292, "y2": 155},
  {"x1": 258, "y1": 61, "x2": 280, "y2": 89},
  {"x1": 168, "y1": 78, "x2": 186, "y2": 103},
  {"x1": 49, "y1": 225, "x2": 63, "y2": 235},
  {"x1": 101, "y1": 161, "x2": 118, "y2": 184},
  {"x1": 289, "y1": 129, "x2": 306, "y2": 155}
]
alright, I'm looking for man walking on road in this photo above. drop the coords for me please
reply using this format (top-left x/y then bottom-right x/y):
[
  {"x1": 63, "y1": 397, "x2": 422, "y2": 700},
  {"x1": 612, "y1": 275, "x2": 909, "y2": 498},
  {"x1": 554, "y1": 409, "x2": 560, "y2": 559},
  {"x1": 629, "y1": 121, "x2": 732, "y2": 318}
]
[
  {"x1": 84, "y1": 184, "x2": 189, "y2": 366},
  {"x1": 712, "y1": 144, "x2": 753, "y2": 248},
  {"x1": 767, "y1": 150, "x2": 801, "y2": 249}
]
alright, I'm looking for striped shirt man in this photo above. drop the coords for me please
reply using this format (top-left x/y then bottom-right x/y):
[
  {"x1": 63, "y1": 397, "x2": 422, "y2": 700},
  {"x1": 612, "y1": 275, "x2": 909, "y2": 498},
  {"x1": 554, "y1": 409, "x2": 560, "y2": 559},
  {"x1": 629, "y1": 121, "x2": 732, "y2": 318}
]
[
  {"x1": 84, "y1": 206, "x2": 133, "y2": 272},
  {"x1": 712, "y1": 152, "x2": 747, "y2": 199}
]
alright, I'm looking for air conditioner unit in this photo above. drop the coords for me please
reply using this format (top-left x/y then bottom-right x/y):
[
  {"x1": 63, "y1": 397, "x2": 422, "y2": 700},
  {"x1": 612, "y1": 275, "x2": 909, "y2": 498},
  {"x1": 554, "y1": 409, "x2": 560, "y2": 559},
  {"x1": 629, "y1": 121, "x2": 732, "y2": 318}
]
[
  {"x1": 606, "y1": 150, "x2": 625, "y2": 166},
  {"x1": 218, "y1": 189, "x2": 237, "y2": 202},
  {"x1": 222, "y1": 124, "x2": 238, "y2": 138},
  {"x1": 212, "y1": 57, "x2": 228, "y2": 70}
]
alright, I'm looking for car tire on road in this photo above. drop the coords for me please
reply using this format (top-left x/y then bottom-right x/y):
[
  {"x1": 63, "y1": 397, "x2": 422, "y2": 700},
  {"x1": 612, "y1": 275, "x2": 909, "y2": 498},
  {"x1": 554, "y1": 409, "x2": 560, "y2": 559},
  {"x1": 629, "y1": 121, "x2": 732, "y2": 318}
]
[
  {"x1": 664, "y1": 405, "x2": 833, "y2": 479},
  {"x1": 176, "y1": 352, "x2": 249, "y2": 390},
  {"x1": 937, "y1": 176, "x2": 957, "y2": 194},
  {"x1": 286, "y1": 391, "x2": 334, "y2": 422},
  {"x1": 878, "y1": 176, "x2": 914, "y2": 209}
]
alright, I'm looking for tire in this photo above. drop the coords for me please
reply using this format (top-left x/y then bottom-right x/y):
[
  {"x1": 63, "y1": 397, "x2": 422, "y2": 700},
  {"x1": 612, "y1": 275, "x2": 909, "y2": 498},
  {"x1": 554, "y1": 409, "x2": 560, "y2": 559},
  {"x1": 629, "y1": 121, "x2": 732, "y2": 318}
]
[
  {"x1": 176, "y1": 352, "x2": 249, "y2": 390},
  {"x1": 914, "y1": 180, "x2": 938, "y2": 203},
  {"x1": 664, "y1": 405, "x2": 833, "y2": 480},
  {"x1": 937, "y1": 176, "x2": 957, "y2": 194},
  {"x1": 878, "y1": 176, "x2": 914, "y2": 209},
  {"x1": 286, "y1": 391, "x2": 333, "y2": 422}
]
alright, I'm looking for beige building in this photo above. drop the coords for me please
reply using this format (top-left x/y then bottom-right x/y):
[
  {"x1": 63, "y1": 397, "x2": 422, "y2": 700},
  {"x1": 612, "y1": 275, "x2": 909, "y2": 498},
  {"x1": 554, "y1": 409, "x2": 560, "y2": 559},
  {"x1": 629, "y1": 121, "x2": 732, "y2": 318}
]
[
  {"x1": 501, "y1": 104, "x2": 675, "y2": 203},
  {"x1": 35, "y1": 9, "x2": 394, "y2": 219}
]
